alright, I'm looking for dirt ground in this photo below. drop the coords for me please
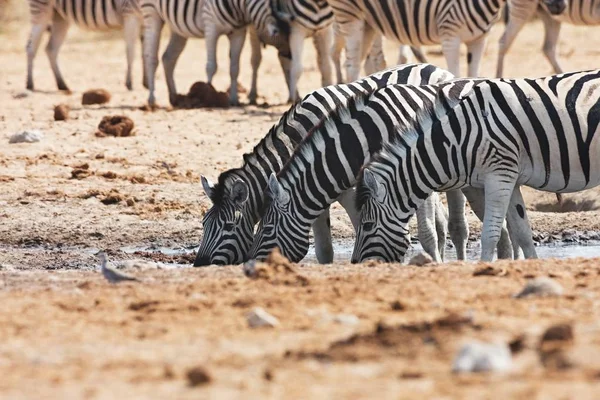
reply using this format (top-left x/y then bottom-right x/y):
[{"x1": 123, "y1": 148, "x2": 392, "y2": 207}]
[{"x1": 2, "y1": 5, "x2": 600, "y2": 398}]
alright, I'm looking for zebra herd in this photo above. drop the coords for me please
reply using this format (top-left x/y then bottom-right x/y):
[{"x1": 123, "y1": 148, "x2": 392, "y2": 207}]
[{"x1": 23, "y1": 0, "x2": 600, "y2": 265}]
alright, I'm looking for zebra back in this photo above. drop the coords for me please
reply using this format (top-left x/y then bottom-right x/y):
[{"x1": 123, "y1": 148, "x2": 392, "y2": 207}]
[{"x1": 29, "y1": 0, "x2": 138, "y2": 29}]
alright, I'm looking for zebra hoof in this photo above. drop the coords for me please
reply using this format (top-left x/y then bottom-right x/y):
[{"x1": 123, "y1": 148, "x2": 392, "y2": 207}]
[
  {"x1": 57, "y1": 82, "x2": 69, "y2": 92},
  {"x1": 26, "y1": 82, "x2": 34, "y2": 91},
  {"x1": 126, "y1": 81, "x2": 133, "y2": 91}
]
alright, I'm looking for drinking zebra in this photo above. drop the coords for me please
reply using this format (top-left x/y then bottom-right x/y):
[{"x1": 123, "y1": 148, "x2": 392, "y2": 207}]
[
  {"x1": 248, "y1": 81, "x2": 532, "y2": 264},
  {"x1": 194, "y1": 63, "x2": 454, "y2": 267},
  {"x1": 328, "y1": 0, "x2": 566, "y2": 81},
  {"x1": 352, "y1": 70, "x2": 600, "y2": 263},
  {"x1": 497, "y1": 0, "x2": 600, "y2": 77},
  {"x1": 142, "y1": 0, "x2": 285, "y2": 106},
  {"x1": 26, "y1": 0, "x2": 143, "y2": 91}
]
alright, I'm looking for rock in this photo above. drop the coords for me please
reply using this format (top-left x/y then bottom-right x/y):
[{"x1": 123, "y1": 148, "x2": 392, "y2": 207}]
[
  {"x1": 9, "y1": 130, "x2": 43, "y2": 144},
  {"x1": 539, "y1": 323, "x2": 575, "y2": 370},
  {"x1": 186, "y1": 366, "x2": 212, "y2": 387},
  {"x1": 82, "y1": 89, "x2": 111, "y2": 105},
  {"x1": 473, "y1": 265, "x2": 508, "y2": 277},
  {"x1": 247, "y1": 307, "x2": 279, "y2": 328},
  {"x1": 54, "y1": 104, "x2": 69, "y2": 121},
  {"x1": 332, "y1": 313, "x2": 359, "y2": 326},
  {"x1": 452, "y1": 341, "x2": 512, "y2": 373},
  {"x1": 96, "y1": 115, "x2": 135, "y2": 137},
  {"x1": 242, "y1": 249, "x2": 309, "y2": 286},
  {"x1": 13, "y1": 91, "x2": 31, "y2": 99},
  {"x1": 408, "y1": 251, "x2": 434, "y2": 266},
  {"x1": 515, "y1": 277, "x2": 563, "y2": 298}
]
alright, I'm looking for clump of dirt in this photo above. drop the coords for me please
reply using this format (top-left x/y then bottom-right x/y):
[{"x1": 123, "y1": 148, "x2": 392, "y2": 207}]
[
  {"x1": 173, "y1": 82, "x2": 230, "y2": 109},
  {"x1": 473, "y1": 265, "x2": 508, "y2": 277},
  {"x1": 243, "y1": 248, "x2": 309, "y2": 286},
  {"x1": 186, "y1": 366, "x2": 212, "y2": 387},
  {"x1": 53, "y1": 104, "x2": 69, "y2": 121},
  {"x1": 100, "y1": 171, "x2": 118, "y2": 179},
  {"x1": 533, "y1": 198, "x2": 599, "y2": 213},
  {"x1": 132, "y1": 251, "x2": 195, "y2": 265},
  {"x1": 71, "y1": 163, "x2": 93, "y2": 179},
  {"x1": 82, "y1": 89, "x2": 111, "y2": 105},
  {"x1": 96, "y1": 115, "x2": 135, "y2": 137},
  {"x1": 538, "y1": 323, "x2": 575, "y2": 370},
  {"x1": 100, "y1": 190, "x2": 126, "y2": 205}
]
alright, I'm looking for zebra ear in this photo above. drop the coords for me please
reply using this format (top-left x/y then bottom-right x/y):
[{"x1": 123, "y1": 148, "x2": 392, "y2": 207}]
[
  {"x1": 201, "y1": 176, "x2": 215, "y2": 200},
  {"x1": 230, "y1": 180, "x2": 249, "y2": 207},
  {"x1": 363, "y1": 169, "x2": 386, "y2": 203},
  {"x1": 267, "y1": 173, "x2": 290, "y2": 205}
]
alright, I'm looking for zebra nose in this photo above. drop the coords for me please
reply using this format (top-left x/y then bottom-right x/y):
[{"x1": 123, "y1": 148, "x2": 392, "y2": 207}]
[{"x1": 193, "y1": 254, "x2": 212, "y2": 267}]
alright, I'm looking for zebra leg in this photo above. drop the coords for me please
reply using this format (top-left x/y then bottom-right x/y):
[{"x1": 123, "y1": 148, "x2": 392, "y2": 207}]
[
  {"x1": 462, "y1": 187, "x2": 514, "y2": 260},
  {"x1": 446, "y1": 189, "x2": 469, "y2": 260},
  {"x1": 364, "y1": 36, "x2": 385, "y2": 74},
  {"x1": 227, "y1": 28, "x2": 247, "y2": 106},
  {"x1": 248, "y1": 28, "x2": 262, "y2": 105},
  {"x1": 143, "y1": 11, "x2": 164, "y2": 107},
  {"x1": 313, "y1": 25, "x2": 334, "y2": 87},
  {"x1": 332, "y1": 25, "x2": 345, "y2": 83},
  {"x1": 162, "y1": 32, "x2": 188, "y2": 107},
  {"x1": 336, "y1": 188, "x2": 360, "y2": 230},
  {"x1": 539, "y1": 10, "x2": 564, "y2": 74},
  {"x1": 26, "y1": 23, "x2": 47, "y2": 91},
  {"x1": 434, "y1": 195, "x2": 448, "y2": 261},
  {"x1": 340, "y1": 19, "x2": 365, "y2": 82},
  {"x1": 288, "y1": 24, "x2": 307, "y2": 103},
  {"x1": 506, "y1": 186, "x2": 538, "y2": 259},
  {"x1": 398, "y1": 45, "x2": 411, "y2": 65},
  {"x1": 466, "y1": 35, "x2": 486, "y2": 77},
  {"x1": 416, "y1": 194, "x2": 441, "y2": 262},
  {"x1": 312, "y1": 207, "x2": 334, "y2": 264},
  {"x1": 141, "y1": 32, "x2": 148, "y2": 89},
  {"x1": 441, "y1": 36, "x2": 461, "y2": 77},
  {"x1": 496, "y1": 16, "x2": 529, "y2": 77},
  {"x1": 411, "y1": 46, "x2": 428, "y2": 63},
  {"x1": 45, "y1": 12, "x2": 70, "y2": 91},
  {"x1": 481, "y1": 176, "x2": 517, "y2": 262},
  {"x1": 123, "y1": 14, "x2": 141, "y2": 91}
]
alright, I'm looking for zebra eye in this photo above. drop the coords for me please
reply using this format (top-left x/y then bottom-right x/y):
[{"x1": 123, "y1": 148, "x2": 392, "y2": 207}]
[
  {"x1": 363, "y1": 222, "x2": 376, "y2": 232},
  {"x1": 224, "y1": 222, "x2": 236, "y2": 231}
]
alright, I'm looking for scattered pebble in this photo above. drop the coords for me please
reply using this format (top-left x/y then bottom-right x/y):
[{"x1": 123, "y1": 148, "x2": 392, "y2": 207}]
[
  {"x1": 473, "y1": 265, "x2": 508, "y2": 277},
  {"x1": 515, "y1": 277, "x2": 563, "y2": 298},
  {"x1": 13, "y1": 91, "x2": 31, "y2": 99},
  {"x1": 9, "y1": 130, "x2": 43, "y2": 144},
  {"x1": 186, "y1": 366, "x2": 212, "y2": 387},
  {"x1": 82, "y1": 89, "x2": 111, "y2": 105},
  {"x1": 247, "y1": 307, "x2": 279, "y2": 328},
  {"x1": 54, "y1": 104, "x2": 70, "y2": 121},
  {"x1": 452, "y1": 341, "x2": 512, "y2": 373},
  {"x1": 539, "y1": 323, "x2": 575, "y2": 369},
  {"x1": 390, "y1": 300, "x2": 406, "y2": 311},
  {"x1": 408, "y1": 252, "x2": 434, "y2": 266},
  {"x1": 96, "y1": 115, "x2": 135, "y2": 137}
]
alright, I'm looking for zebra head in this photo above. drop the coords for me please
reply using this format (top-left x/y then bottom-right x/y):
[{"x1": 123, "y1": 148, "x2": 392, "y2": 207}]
[
  {"x1": 351, "y1": 168, "x2": 411, "y2": 264},
  {"x1": 249, "y1": 173, "x2": 311, "y2": 262},
  {"x1": 194, "y1": 176, "x2": 252, "y2": 266},
  {"x1": 541, "y1": 0, "x2": 567, "y2": 15}
]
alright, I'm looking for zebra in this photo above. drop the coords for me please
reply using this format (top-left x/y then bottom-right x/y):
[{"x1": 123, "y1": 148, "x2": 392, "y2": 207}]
[
  {"x1": 26, "y1": 0, "x2": 144, "y2": 91},
  {"x1": 328, "y1": 0, "x2": 566, "y2": 82},
  {"x1": 497, "y1": 0, "x2": 600, "y2": 77},
  {"x1": 352, "y1": 70, "x2": 600, "y2": 263},
  {"x1": 194, "y1": 63, "x2": 455, "y2": 267},
  {"x1": 248, "y1": 80, "x2": 533, "y2": 263},
  {"x1": 141, "y1": 0, "x2": 285, "y2": 106}
]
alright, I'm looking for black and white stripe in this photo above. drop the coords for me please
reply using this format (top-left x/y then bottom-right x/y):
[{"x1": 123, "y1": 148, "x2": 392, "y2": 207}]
[
  {"x1": 497, "y1": 0, "x2": 599, "y2": 77},
  {"x1": 352, "y1": 70, "x2": 600, "y2": 263},
  {"x1": 247, "y1": 76, "x2": 530, "y2": 263},
  {"x1": 194, "y1": 63, "x2": 454, "y2": 266},
  {"x1": 26, "y1": 0, "x2": 143, "y2": 91},
  {"x1": 142, "y1": 0, "x2": 285, "y2": 106}
]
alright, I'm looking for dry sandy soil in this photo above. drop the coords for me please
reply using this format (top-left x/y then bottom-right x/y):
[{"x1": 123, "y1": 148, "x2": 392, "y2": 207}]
[{"x1": 2, "y1": 4, "x2": 600, "y2": 398}]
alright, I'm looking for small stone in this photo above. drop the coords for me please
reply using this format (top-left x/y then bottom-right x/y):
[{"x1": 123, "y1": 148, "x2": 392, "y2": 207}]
[
  {"x1": 473, "y1": 265, "x2": 508, "y2": 277},
  {"x1": 515, "y1": 277, "x2": 563, "y2": 298},
  {"x1": 186, "y1": 366, "x2": 211, "y2": 387},
  {"x1": 332, "y1": 313, "x2": 359, "y2": 326},
  {"x1": 13, "y1": 91, "x2": 31, "y2": 99},
  {"x1": 54, "y1": 104, "x2": 70, "y2": 121},
  {"x1": 82, "y1": 89, "x2": 111, "y2": 105},
  {"x1": 247, "y1": 307, "x2": 279, "y2": 328},
  {"x1": 9, "y1": 130, "x2": 43, "y2": 144},
  {"x1": 452, "y1": 341, "x2": 512, "y2": 373},
  {"x1": 408, "y1": 252, "x2": 434, "y2": 266},
  {"x1": 390, "y1": 300, "x2": 406, "y2": 311}
]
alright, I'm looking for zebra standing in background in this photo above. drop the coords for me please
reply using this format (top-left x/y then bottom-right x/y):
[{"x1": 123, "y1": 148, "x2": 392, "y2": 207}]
[
  {"x1": 497, "y1": 0, "x2": 600, "y2": 77},
  {"x1": 142, "y1": 0, "x2": 285, "y2": 106},
  {"x1": 248, "y1": 81, "x2": 532, "y2": 264},
  {"x1": 352, "y1": 70, "x2": 600, "y2": 263},
  {"x1": 26, "y1": 0, "x2": 144, "y2": 91},
  {"x1": 328, "y1": 0, "x2": 566, "y2": 82},
  {"x1": 194, "y1": 63, "x2": 454, "y2": 267}
]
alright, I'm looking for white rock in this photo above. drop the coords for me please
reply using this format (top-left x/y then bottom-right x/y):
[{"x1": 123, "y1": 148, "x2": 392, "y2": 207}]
[
  {"x1": 247, "y1": 307, "x2": 279, "y2": 328},
  {"x1": 515, "y1": 277, "x2": 563, "y2": 298},
  {"x1": 452, "y1": 341, "x2": 512, "y2": 373},
  {"x1": 9, "y1": 130, "x2": 44, "y2": 144},
  {"x1": 242, "y1": 259, "x2": 258, "y2": 278},
  {"x1": 408, "y1": 251, "x2": 434, "y2": 266},
  {"x1": 120, "y1": 260, "x2": 164, "y2": 270},
  {"x1": 332, "y1": 313, "x2": 359, "y2": 326}
]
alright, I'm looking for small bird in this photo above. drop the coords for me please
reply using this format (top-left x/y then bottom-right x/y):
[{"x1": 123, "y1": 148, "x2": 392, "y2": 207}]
[{"x1": 97, "y1": 251, "x2": 139, "y2": 284}]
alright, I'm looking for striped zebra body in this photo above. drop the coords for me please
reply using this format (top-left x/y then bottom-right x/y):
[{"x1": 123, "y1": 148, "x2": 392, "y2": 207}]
[
  {"x1": 26, "y1": 0, "x2": 143, "y2": 91},
  {"x1": 142, "y1": 0, "x2": 285, "y2": 106},
  {"x1": 247, "y1": 77, "x2": 532, "y2": 263},
  {"x1": 352, "y1": 70, "x2": 600, "y2": 263},
  {"x1": 497, "y1": 0, "x2": 600, "y2": 77},
  {"x1": 195, "y1": 63, "x2": 454, "y2": 266}
]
